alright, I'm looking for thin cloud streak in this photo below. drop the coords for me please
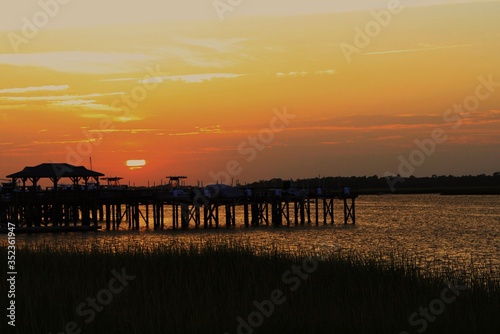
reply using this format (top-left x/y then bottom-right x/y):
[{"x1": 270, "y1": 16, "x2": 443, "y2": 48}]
[
  {"x1": 0, "y1": 85, "x2": 70, "y2": 94},
  {"x1": 139, "y1": 73, "x2": 242, "y2": 84},
  {"x1": 364, "y1": 44, "x2": 477, "y2": 56},
  {"x1": 0, "y1": 52, "x2": 158, "y2": 74},
  {"x1": 0, "y1": 92, "x2": 125, "y2": 102}
]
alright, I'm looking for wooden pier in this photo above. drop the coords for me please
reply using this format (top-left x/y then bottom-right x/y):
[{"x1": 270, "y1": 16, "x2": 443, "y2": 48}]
[
  {"x1": 0, "y1": 187, "x2": 357, "y2": 232},
  {"x1": 0, "y1": 163, "x2": 358, "y2": 232}
]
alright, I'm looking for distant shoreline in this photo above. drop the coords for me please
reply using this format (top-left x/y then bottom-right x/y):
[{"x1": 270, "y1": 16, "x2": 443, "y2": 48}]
[
  {"x1": 247, "y1": 175, "x2": 500, "y2": 196},
  {"x1": 357, "y1": 186, "x2": 500, "y2": 195}
]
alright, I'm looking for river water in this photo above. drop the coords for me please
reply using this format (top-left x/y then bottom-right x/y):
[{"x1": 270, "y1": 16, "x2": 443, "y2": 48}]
[{"x1": 5, "y1": 194, "x2": 499, "y2": 280}]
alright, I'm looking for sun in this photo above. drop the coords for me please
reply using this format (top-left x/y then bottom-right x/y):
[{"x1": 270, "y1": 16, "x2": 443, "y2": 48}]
[{"x1": 126, "y1": 160, "x2": 146, "y2": 170}]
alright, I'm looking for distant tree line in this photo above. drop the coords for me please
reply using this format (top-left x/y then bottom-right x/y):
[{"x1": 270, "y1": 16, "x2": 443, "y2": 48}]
[{"x1": 245, "y1": 173, "x2": 500, "y2": 194}]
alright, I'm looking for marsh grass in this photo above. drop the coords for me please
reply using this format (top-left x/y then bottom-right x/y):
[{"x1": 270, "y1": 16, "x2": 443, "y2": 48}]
[{"x1": 1, "y1": 241, "x2": 498, "y2": 334}]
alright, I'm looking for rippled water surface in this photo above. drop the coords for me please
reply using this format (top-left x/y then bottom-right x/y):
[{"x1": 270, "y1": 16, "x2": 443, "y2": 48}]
[{"x1": 6, "y1": 195, "x2": 500, "y2": 278}]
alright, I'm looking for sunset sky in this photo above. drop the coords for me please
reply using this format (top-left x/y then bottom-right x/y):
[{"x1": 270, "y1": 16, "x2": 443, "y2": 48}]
[{"x1": 1, "y1": 0, "x2": 499, "y2": 186}]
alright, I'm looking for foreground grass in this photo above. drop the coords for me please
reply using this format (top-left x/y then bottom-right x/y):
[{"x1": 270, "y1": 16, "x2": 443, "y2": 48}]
[{"x1": 1, "y1": 242, "x2": 499, "y2": 334}]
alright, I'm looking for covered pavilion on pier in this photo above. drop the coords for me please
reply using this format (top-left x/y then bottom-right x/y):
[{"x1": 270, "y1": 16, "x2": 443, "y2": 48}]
[{"x1": 6, "y1": 163, "x2": 104, "y2": 191}]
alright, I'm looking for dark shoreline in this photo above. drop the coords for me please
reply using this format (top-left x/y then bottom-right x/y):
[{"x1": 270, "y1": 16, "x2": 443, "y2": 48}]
[
  {"x1": 358, "y1": 187, "x2": 500, "y2": 195},
  {"x1": 248, "y1": 174, "x2": 500, "y2": 196}
]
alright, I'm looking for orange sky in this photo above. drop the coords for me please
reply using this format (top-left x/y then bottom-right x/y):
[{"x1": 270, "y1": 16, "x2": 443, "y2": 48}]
[{"x1": 1, "y1": 1, "x2": 499, "y2": 186}]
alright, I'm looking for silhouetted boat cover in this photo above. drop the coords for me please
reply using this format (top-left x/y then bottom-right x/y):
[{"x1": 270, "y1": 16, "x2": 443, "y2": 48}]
[{"x1": 204, "y1": 184, "x2": 244, "y2": 199}]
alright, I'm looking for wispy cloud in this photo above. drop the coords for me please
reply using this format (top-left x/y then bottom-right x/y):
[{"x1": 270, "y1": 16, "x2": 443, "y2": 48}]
[
  {"x1": 375, "y1": 135, "x2": 404, "y2": 141},
  {"x1": 140, "y1": 73, "x2": 242, "y2": 84},
  {"x1": 52, "y1": 99, "x2": 119, "y2": 112},
  {"x1": 316, "y1": 70, "x2": 336, "y2": 75},
  {"x1": 288, "y1": 123, "x2": 441, "y2": 132},
  {"x1": 0, "y1": 85, "x2": 69, "y2": 94},
  {"x1": 55, "y1": 100, "x2": 98, "y2": 106},
  {"x1": 33, "y1": 139, "x2": 99, "y2": 145},
  {"x1": 198, "y1": 125, "x2": 222, "y2": 134},
  {"x1": 168, "y1": 125, "x2": 242, "y2": 136},
  {"x1": 101, "y1": 72, "x2": 242, "y2": 84},
  {"x1": 87, "y1": 128, "x2": 163, "y2": 134},
  {"x1": 0, "y1": 92, "x2": 124, "y2": 102},
  {"x1": 99, "y1": 78, "x2": 137, "y2": 83},
  {"x1": 277, "y1": 71, "x2": 308, "y2": 77},
  {"x1": 277, "y1": 70, "x2": 335, "y2": 77},
  {"x1": 0, "y1": 52, "x2": 158, "y2": 74},
  {"x1": 168, "y1": 131, "x2": 201, "y2": 136},
  {"x1": 364, "y1": 44, "x2": 477, "y2": 56},
  {"x1": 394, "y1": 113, "x2": 440, "y2": 118}
]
